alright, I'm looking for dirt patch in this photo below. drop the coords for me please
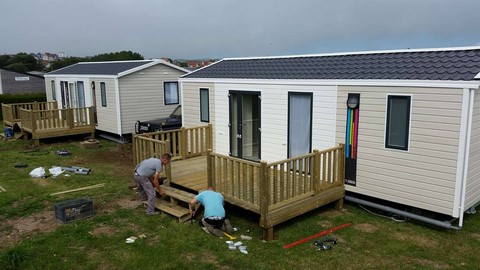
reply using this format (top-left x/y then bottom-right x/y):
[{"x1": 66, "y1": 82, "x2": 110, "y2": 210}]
[
  {"x1": 114, "y1": 197, "x2": 142, "y2": 209},
  {"x1": 319, "y1": 209, "x2": 344, "y2": 218},
  {"x1": 352, "y1": 223, "x2": 379, "y2": 233},
  {"x1": 316, "y1": 220, "x2": 334, "y2": 228},
  {"x1": 89, "y1": 224, "x2": 119, "y2": 237},
  {"x1": 0, "y1": 210, "x2": 59, "y2": 249},
  {"x1": 412, "y1": 258, "x2": 452, "y2": 269},
  {"x1": 393, "y1": 232, "x2": 438, "y2": 248},
  {"x1": 471, "y1": 233, "x2": 480, "y2": 241}
]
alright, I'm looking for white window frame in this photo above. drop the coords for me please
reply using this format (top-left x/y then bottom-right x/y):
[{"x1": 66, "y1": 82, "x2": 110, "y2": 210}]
[
  {"x1": 164, "y1": 81, "x2": 179, "y2": 105},
  {"x1": 384, "y1": 94, "x2": 412, "y2": 151}
]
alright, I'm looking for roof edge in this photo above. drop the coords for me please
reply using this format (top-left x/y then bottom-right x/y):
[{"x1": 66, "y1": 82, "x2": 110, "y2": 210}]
[{"x1": 221, "y1": 45, "x2": 480, "y2": 61}]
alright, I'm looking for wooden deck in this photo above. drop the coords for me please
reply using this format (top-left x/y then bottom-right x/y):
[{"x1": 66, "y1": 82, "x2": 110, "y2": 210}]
[
  {"x1": 171, "y1": 155, "x2": 208, "y2": 192},
  {"x1": 134, "y1": 127, "x2": 345, "y2": 241}
]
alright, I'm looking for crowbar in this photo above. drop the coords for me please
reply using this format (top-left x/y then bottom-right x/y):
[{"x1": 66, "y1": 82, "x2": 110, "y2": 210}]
[{"x1": 283, "y1": 223, "x2": 351, "y2": 249}]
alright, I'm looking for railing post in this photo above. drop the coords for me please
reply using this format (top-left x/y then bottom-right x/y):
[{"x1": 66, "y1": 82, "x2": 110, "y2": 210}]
[
  {"x1": 180, "y1": 127, "x2": 187, "y2": 160},
  {"x1": 207, "y1": 124, "x2": 213, "y2": 150},
  {"x1": 313, "y1": 149, "x2": 320, "y2": 194},
  {"x1": 338, "y1": 144, "x2": 345, "y2": 186},
  {"x1": 207, "y1": 149, "x2": 213, "y2": 189},
  {"x1": 67, "y1": 109, "x2": 74, "y2": 129},
  {"x1": 259, "y1": 160, "x2": 269, "y2": 227}
]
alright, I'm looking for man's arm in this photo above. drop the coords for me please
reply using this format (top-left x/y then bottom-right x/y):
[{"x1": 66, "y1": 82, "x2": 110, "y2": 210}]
[
  {"x1": 189, "y1": 197, "x2": 198, "y2": 215},
  {"x1": 152, "y1": 172, "x2": 164, "y2": 196}
]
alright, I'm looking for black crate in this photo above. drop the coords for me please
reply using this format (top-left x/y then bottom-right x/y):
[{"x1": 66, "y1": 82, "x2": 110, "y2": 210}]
[{"x1": 54, "y1": 198, "x2": 93, "y2": 223}]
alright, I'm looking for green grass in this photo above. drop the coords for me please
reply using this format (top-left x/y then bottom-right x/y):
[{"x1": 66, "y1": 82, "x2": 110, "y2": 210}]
[{"x1": 0, "y1": 136, "x2": 479, "y2": 269}]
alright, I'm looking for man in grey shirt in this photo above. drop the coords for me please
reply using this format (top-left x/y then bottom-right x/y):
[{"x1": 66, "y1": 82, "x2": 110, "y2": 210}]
[{"x1": 134, "y1": 153, "x2": 172, "y2": 215}]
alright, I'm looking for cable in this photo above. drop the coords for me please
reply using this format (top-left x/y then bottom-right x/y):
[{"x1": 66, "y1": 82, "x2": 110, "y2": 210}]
[{"x1": 357, "y1": 203, "x2": 407, "y2": 223}]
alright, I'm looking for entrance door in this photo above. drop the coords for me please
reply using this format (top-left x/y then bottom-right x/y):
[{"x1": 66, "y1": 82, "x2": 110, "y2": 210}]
[
  {"x1": 288, "y1": 92, "x2": 312, "y2": 158},
  {"x1": 229, "y1": 91, "x2": 261, "y2": 161}
]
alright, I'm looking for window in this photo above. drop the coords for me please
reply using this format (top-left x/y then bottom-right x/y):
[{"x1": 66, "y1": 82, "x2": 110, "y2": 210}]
[
  {"x1": 385, "y1": 95, "x2": 411, "y2": 150},
  {"x1": 51, "y1": 80, "x2": 56, "y2": 100},
  {"x1": 200, "y1": 88, "x2": 209, "y2": 122},
  {"x1": 100, "y1": 82, "x2": 107, "y2": 107},
  {"x1": 164, "y1": 82, "x2": 179, "y2": 105}
]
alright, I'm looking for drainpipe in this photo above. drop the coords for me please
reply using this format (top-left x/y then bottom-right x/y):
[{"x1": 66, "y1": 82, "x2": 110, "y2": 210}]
[
  {"x1": 344, "y1": 195, "x2": 460, "y2": 230},
  {"x1": 458, "y1": 88, "x2": 475, "y2": 228}
]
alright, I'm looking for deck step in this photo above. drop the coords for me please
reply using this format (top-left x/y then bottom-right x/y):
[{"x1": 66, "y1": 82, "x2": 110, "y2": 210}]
[
  {"x1": 144, "y1": 185, "x2": 200, "y2": 222},
  {"x1": 155, "y1": 200, "x2": 192, "y2": 222},
  {"x1": 160, "y1": 185, "x2": 196, "y2": 203}
]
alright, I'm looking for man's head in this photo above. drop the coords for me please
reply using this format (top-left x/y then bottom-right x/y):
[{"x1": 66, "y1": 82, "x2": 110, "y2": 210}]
[{"x1": 160, "y1": 153, "x2": 172, "y2": 165}]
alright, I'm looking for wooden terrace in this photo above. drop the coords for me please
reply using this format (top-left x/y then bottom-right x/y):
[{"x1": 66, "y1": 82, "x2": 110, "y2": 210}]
[
  {"x1": 2, "y1": 102, "x2": 95, "y2": 146},
  {"x1": 133, "y1": 126, "x2": 345, "y2": 240}
]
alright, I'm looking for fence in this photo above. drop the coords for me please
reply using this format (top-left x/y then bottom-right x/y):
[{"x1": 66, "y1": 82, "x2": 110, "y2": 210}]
[{"x1": 2, "y1": 101, "x2": 57, "y2": 126}]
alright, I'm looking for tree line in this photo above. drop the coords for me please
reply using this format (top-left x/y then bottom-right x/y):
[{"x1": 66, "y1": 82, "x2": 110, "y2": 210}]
[{"x1": 0, "y1": 51, "x2": 144, "y2": 73}]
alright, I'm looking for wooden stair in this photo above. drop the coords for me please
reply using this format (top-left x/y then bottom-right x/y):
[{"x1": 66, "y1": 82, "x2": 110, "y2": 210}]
[{"x1": 148, "y1": 185, "x2": 200, "y2": 222}]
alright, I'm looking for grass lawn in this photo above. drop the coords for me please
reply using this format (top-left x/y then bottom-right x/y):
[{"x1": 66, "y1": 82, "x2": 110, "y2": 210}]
[{"x1": 0, "y1": 135, "x2": 479, "y2": 270}]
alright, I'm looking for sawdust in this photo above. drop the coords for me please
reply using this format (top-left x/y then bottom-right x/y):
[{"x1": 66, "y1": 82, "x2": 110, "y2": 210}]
[{"x1": 352, "y1": 223, "x2": 379, "y2": 233}]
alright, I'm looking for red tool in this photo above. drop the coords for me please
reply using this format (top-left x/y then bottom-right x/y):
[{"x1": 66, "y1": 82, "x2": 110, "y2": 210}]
[{"x1": 283, "y1": 223, "x2": 351, "y2": 249}]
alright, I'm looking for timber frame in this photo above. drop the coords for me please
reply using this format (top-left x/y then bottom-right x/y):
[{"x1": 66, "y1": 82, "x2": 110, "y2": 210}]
[
  {"x1": 133, "y1": 125, "x2": 345, "y2": 240},
  {"x1": 2, "y1": 102, "x2": 95, "y2": 146}
]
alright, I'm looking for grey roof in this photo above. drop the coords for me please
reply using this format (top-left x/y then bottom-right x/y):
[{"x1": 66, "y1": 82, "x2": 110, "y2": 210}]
[
  {"x1": 183, "y1": 47, "x2": 480, "y2": 81},
  {"x1": 47, "y1": 60, "x2": 155, "y2": 76}
]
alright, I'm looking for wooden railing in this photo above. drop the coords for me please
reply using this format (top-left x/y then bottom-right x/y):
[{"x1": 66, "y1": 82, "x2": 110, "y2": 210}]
[
  {"x1": 133, "y1": 124, "x2": 213, "y2": 163},
  {"x1": 207, "y1": 152, "x2": 262, "y2": 212},
  {"x1": 19, "y1": 107, "x2": 94, "y2": 132},
  {"x1": 2, "y1": 102, "x2": 57, "y2": 125},
  {"x1": 132, "y1": 124, "x2": 213, "y2": 185},
  {"x1": 206, "y1": 144, "x2": 345, "y2": 239}
]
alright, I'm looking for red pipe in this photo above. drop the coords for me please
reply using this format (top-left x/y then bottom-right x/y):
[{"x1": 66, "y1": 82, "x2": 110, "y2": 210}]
[{"x1": 283, "y1": 223, "x2": 351, "y2": 249}]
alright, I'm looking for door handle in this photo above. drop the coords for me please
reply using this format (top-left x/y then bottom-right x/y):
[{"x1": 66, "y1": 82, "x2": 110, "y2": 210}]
[{"x1": 236, "y1": 134, "x2": 242, "y2": 139}]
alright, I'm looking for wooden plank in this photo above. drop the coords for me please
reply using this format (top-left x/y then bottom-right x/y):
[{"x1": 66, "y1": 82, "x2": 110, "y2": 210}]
[
  {"x1": 152, "y1": 199, "x2": 191, "y2": 221},
  {"x1": 50, "y1": 183, "x2": 105, "y2": 196},
  {"x1": 160, "y1": 185, "x2": 196, "y2": 203}
]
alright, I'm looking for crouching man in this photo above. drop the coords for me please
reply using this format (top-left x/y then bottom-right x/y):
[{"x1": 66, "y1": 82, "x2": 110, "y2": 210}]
[{"x1": 189, "y1": 187, "x2": 233, "y2": 237}]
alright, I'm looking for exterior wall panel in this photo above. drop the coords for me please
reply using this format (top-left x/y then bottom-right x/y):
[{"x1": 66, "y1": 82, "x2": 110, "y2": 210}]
[
  {"x1": 119, "y1": 65, "x2": 186, "y2": 134},
  {"x1": 336, "y1": 86, "x2": 464, "y2": 216},
  {"x1": 466, "y1": 90, "x2": 480, "y2": 209}
]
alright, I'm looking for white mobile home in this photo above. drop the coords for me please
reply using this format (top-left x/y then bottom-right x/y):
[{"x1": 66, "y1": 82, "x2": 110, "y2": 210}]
[
  {"x1": 180, "y1": 46, "x2": 480, "y2": 228},
  {"x1": 45, "y1": 60, "x2": 189, "y2": 141}
]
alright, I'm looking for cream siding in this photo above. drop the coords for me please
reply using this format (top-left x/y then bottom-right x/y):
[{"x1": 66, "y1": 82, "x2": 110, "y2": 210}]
[
  {"x1": 465, "y1": 90, "x2": 480, "y2": 209},
  {"x1": 182, "y1": 82, "x2": 215, "y2": 128},
  {"x1": 45, "y1": 80, "x2": 53, "y2": 101},
  {"x1": 94, "y1": 78, "x2": 118, "y2": 134},
  {"x1": 212, "y1": 82, "x2": 337, "y2": 162},
  {"x1": 337, "y1": 86, "x2": 464, "y2": 215},
  {"x1": 118, "y1": 65, "x2": 186, "y2": 134}
]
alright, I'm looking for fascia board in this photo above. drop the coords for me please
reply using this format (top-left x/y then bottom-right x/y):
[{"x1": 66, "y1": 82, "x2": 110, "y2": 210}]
[{"x1": 179, "y1": 78, "x2": 480, "y2": 89}]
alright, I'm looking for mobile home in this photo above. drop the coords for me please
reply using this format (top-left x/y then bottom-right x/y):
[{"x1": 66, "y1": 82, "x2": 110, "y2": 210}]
[{"x1": 179, "y1": 46, "x2": 480, "y2": 228}]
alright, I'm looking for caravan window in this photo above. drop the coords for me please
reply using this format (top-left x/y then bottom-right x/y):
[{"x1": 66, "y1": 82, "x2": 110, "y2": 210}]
[
  {"x1": 100, "y1": 82, "x2": 107, "y2": 107},
  {"x1": 200, "y1": 88, "x2": 209, "y2": 122},
  {"x1": 164, "y1": 82, "x2": 179, "y2": 105},
  {"x1": 385, "y1": 95, "x2": 411, "y2": 151}
]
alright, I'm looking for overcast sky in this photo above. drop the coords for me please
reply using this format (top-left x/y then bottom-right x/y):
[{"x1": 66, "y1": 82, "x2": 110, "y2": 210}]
[{"x1": 1, "y1": 0, "x2": 480, "y2": 60}]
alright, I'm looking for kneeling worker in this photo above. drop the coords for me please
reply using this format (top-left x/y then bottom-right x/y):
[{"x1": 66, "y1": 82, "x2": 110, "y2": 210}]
[{"x1": 189, "y1": 187, "x2": 233, "y2": 237}]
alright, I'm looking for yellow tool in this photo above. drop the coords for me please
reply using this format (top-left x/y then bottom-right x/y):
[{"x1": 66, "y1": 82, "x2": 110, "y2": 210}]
[{"x1": 223, "y1": 232, "x2": 237, "y2": 240}]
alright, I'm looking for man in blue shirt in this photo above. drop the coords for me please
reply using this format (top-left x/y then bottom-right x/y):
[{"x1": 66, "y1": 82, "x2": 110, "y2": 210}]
[
  {"x1": 189, "y1": 187, "x2": 233, "y2": 236},
  {"x1": 134, "y1": 153, "x2": 171, "y2": 215}
]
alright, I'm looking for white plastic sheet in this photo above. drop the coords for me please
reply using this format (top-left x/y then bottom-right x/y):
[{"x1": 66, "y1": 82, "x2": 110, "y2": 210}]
[
  {"x1": 29, "y1": 167, "x2": 45, "y2": 178},
  {"x1": 49, "y1": 166, "x2": 65, "y2": 177}
]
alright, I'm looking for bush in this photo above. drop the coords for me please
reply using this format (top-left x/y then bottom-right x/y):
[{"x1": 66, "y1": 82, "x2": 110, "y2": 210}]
[{"x1": 0, "y1": 93, "x2": 47, "y2": 120}]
